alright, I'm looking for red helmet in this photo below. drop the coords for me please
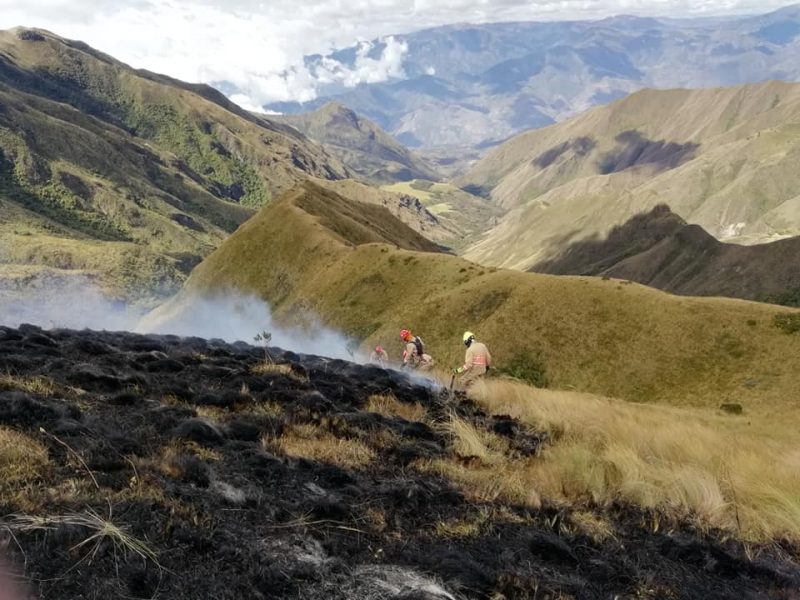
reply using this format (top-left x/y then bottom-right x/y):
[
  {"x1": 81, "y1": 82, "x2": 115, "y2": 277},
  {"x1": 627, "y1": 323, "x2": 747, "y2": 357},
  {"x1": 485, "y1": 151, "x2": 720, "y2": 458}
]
[{"x1": 399, "y1": 329, "x2": 411, "y2": 341}]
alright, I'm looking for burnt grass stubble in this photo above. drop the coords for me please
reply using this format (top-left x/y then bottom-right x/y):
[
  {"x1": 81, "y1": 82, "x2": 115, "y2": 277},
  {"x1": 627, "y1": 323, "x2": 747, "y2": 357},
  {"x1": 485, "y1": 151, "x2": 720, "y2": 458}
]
[{"x1": 0, "y1": 325, "x2": 798, "y2": 599}]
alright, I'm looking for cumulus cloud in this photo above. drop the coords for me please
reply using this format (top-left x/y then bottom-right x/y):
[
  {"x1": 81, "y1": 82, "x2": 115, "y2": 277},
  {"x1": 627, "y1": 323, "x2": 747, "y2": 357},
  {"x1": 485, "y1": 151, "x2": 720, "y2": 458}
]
[
  {"x1": 317, "y1": 37, "x2": 409, "y2": 88},
  {"x1": 0, "y1": 0, "x2": 794, "y2": 105}
]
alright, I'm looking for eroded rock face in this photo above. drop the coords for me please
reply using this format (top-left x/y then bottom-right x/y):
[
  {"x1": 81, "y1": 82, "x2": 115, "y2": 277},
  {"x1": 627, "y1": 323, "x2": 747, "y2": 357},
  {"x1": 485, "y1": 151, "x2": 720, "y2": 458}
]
[{"x1": 0, "y1": 325, "x2": 797, "y2": 600}]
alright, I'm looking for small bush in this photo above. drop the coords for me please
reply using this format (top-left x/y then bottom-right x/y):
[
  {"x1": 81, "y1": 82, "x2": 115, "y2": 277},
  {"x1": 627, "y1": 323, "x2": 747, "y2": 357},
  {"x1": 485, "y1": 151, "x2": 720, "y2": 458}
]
[
  {"x1": 773, "y1": 313, "x2": 800, "y2": 335},
  {"x1": 762, "y1": 288, "x2": 800, "y2": 308}
]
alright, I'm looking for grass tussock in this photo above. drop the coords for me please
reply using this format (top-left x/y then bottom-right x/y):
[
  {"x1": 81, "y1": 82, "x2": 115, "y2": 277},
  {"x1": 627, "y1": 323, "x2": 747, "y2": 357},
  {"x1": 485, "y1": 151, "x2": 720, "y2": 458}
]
[
  {"x1": 440, "y1": 413, "x2": 506, "y2": 465},
  {"x1": 0, "y1": 427, "x2": 50, "y2": 485},
  {"x1": 417, "y1": 458, "x2": 542, "y2": 509},
  {"x1": 269, "y1": 424, "x2": 376, "y2": 469},
  {"x1": 0, "y1": 374, "x2": 57, "y2": 396},
  {"x1": 470, "y1": 380, "x2": 800, "y2": 542},
  {"x1": 6, "y1": 509, "x2": 159, "y2": 565},
  {"x1": 367, "y1": 394, "x2": 427, "y2": 422},
  {"x1": 251, "y1": 361, "x2": 307, "y2": 381},
  {"x1": 568, "y1": 511, "x2": 615, "y2": 542}
]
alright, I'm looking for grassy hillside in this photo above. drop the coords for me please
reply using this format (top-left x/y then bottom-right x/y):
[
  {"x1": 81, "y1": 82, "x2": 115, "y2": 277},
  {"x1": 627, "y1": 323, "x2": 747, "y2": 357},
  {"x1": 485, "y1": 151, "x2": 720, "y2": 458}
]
[
  {"x1": 458, "y1": 81, "x2": 800, "y2": 270},
  {"x1": 279, "y1": 103, "x2": 440, "y2": 184},
  {"x1": 0, "y1": 28, "x2": 348, "y2": 301},
  {"x1": 152, "y1": 182, "x2": 800, "y2": 408},
  {"x1": 531, "y1": 205, "x2": 800, "y2": 304}
]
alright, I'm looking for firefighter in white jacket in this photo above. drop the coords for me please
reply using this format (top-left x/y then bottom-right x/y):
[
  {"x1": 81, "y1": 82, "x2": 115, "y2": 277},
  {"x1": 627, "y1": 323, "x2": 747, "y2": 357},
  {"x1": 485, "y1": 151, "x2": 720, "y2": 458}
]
[{"x1": 454, "y1": 331, "x2": 491, "y2": 388}]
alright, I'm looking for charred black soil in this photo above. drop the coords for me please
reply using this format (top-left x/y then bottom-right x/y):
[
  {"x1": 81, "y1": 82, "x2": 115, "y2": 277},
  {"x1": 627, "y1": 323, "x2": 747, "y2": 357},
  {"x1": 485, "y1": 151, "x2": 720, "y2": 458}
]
[{"x1": 0, "y1": 325, "x2": 798, "y2": 599}]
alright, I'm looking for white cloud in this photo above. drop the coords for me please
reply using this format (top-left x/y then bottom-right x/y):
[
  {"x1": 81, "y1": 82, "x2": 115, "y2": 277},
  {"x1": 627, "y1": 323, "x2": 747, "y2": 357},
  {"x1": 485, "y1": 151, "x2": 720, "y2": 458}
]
[
  {"x1": 229, "y1": 94, "x2": 269, "y2": 114},
  {"x1": 0, "y1": 0, "x2": 795, "y2": 105},
  {"x1": 317, "y1": 37, "x2": 409, "y2": 88}
]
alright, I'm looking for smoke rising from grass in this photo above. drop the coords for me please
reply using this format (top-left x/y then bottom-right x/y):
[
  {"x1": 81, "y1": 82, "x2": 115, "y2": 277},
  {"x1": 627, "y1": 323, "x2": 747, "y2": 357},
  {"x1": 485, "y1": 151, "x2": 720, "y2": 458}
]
[
  {"x1": 136, "y1": 291, "x2": 358, "y2": 361},
  {"x1": 0, "y1": 276, "x2": 360, "y2": 361},
  {"x1": 0, "y1": 274, "x2": 145, "y2": 331}
]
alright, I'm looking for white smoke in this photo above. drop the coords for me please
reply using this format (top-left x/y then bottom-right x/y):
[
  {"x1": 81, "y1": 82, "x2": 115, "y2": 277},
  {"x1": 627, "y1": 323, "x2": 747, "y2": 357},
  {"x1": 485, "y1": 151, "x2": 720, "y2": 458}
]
[
  {"x1": 136, "y1": 292, "x2": 358, "y2": 360},
  {"x1": 0, "y1": 275, "x2": 361, "y2": 361},
  {"x1": 0, "y1": 274, "x2": 145, "y2": 331}
]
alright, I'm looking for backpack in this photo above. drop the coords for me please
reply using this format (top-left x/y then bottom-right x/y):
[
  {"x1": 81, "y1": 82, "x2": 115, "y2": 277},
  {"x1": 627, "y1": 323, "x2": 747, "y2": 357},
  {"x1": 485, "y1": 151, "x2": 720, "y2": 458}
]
[{"x1": 412, "y1": 336, "x2": 425, "y2": 358}]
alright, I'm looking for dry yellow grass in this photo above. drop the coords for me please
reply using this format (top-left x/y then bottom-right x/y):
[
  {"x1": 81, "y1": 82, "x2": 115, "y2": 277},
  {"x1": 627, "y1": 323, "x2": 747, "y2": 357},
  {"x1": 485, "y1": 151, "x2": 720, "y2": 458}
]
[
  {"x1": 470, "y1": 380, "x2": 800, "y2": 542},
  {"x1": 367, "y1": 394, "x2": 427, "y2": 422},
  {"x1": 440, "y1": 413, "x2": 506, "y2": 465},
  {"x1": 0, "y1": 427, "x2": 50, "y2": 485},
  {"x1": 418, "y1": 458, "x2": 542, "y2": 509},
  {"x1": 568, "y1": 511, "x2": 615, "y2": 542},
  {"x1": 251, "y1": 362, "x2": 307, "y2": 381},
  {"x1": 269, "y1": 424, "x2": 376, "y2": 469},
  {"x1": 0, "y1": 374, "x2": 57, "y2": 396}
]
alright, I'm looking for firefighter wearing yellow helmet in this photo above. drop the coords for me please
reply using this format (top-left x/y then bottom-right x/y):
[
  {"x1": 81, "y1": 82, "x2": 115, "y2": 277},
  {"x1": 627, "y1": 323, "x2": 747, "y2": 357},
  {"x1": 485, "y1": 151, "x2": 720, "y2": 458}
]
[{"x1": 453, "y1": 331, "x2": 492, "y2": 388}]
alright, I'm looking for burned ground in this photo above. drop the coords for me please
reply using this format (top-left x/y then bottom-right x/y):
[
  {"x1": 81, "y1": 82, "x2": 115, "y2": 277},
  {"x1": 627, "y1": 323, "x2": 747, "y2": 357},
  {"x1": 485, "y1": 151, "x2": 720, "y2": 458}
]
[{"x1": 0, "y1": 325, "x2": 798, "y2": 599}]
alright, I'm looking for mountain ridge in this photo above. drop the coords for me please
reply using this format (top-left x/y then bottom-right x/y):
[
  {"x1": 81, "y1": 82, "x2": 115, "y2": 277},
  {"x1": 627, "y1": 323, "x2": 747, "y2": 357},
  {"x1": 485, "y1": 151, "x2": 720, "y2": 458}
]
[
  {"x1": 530, "y1": 205, "x2": 800, "y2": 304},
  {"x1": 266, "y1": 6, "x2": 800, "y2": 155},
  {"x1": 0, "y1": 28, "x2": 451, "y2": 303},
  {"x1": 151, "y1": 181, "x2": 800, "y2": 408},
  {"x1": 460, "y1": 79, "x2": 800, "y2": 270}
]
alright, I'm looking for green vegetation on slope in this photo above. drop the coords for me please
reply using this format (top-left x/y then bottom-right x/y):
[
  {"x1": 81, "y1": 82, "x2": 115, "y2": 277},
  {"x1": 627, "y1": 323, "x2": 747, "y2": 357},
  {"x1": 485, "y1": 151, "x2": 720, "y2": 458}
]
[
  {"x1": 157, "y1": 182, "x2": 800, "y2": 408},
  {"x1": 0, "y1": 27, "x2": 349, "y2": 301}
]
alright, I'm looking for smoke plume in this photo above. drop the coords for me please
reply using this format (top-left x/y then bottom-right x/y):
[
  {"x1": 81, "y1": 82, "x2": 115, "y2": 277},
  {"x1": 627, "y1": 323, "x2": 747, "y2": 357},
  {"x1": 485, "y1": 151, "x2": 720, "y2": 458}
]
[
  {"x1": 136, "y1": 291, "x2": 358, "y2": 361},
  {"x1": 0, "y1": 275, "x2": 360, "y2": 361},
  {"x1": 0, "y1": 274, "x2": 144, "y2": 331}
]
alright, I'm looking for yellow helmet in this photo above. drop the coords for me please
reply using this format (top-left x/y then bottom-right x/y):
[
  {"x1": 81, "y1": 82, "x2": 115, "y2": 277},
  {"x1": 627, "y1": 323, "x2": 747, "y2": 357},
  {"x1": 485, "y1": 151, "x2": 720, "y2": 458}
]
[{"x1": 463, "y1": 331, "x2": 475, "y2": 346}]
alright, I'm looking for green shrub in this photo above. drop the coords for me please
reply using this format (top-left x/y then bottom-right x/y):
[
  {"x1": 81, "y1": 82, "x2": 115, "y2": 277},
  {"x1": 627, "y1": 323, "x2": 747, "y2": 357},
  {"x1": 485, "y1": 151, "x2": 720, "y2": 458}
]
[
  {"x1": 498, "y1": 350, "x2": 548, "y2": 388},
  {"x1": 762, "y1": 288, "x2": 800, "y2": 308},
  {"x1": 773, "y1": 313, "x2": 800, "y2": 335}
]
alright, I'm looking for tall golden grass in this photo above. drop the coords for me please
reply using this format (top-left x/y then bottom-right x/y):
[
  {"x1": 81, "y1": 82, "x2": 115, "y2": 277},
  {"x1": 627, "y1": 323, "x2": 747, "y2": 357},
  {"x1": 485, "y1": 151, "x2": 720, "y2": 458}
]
[
  {"x1": 0, "y1": 427, "x2": 50, "y2": 485},
  {"x1": 469, "y1": 380, "x2": 800, "y2": 542}
]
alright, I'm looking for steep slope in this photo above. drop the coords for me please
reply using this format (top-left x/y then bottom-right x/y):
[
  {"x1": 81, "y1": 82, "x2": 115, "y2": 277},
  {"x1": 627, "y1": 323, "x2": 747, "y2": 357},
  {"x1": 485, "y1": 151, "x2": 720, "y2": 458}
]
[
  {"x1": 267, "y1": 6, "x2": 800, "y2": 154},
  {"x1": 0, "y1": 28, "x2": 347, "y2": 301},
  {"x1": 460, "y1": 81, "x2": 800, "y2": 270},
  {"x1": 380, "y1": 179, "x2": 503, "y2": 251},
  {"x1": 279, "y1": 103, "x2": 440, "y2": 183},
  {"x1": 3, "y1": 326, "x2": 798, "y2": 599},
  {"x1": 314, "y1": 178, "x2": 455, "y2": 245},
  {"x1": 150, "y1": 182, "x2": 800, "y2": 408},
  {"x1": 532, "y1": 205, "x2": 800, "y2": 304}
]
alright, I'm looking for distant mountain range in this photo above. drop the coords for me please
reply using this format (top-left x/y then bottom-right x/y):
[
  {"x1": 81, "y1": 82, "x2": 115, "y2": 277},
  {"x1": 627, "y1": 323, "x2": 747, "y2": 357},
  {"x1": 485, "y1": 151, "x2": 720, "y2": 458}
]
[
  {"x1": 267, "y1": 5, "x2": 800, "y2": 154},
  {"x1": 459, "y1": 80, "x2": 800, "y2": 270}
]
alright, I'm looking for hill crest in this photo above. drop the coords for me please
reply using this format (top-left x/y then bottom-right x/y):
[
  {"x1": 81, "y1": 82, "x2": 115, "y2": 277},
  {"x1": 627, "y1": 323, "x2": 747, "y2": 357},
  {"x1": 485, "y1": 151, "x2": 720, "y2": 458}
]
[{"x1": 151, "y1": 183, "x2": 800, "y2": 408}]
